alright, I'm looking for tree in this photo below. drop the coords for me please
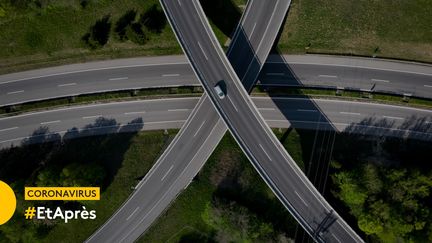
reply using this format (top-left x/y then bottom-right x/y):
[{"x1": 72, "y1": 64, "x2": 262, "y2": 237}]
[
  {"x1": 60, "y1": 163, "x2": 106, "y2": 187},
  {"x1": 358, "y1": 214, "x2": 384, "y2": 235}
]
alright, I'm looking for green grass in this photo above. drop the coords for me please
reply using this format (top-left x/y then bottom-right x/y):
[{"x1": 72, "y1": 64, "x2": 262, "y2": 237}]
[
  {"x1": 279, "y1": 0, "x2": 432, "y2": 63},
  {"x1": 39, "y1": 130, "x2": 173, "y2": 243},
  {"x1": 0, "y1": 0, "x2": 182, "y2": 74},
  {"x1": 1, "y1": 0, "x2": 431, "y2": 74}
]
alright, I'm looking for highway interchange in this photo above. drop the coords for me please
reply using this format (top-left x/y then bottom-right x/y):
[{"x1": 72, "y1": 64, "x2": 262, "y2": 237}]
[
  {"x1": 161, "y1": 0, "x2": 362, "y2": 241},
  {"x1": 88, "y1": 0, "x2": 293, "y2": 241},
  {"x1": 0, "y1": 0, "x2": 431, "y2": 242}
]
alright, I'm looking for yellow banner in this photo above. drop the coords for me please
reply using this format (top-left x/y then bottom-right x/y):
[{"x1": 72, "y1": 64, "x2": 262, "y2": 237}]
[{"x1": 25, "y1": 187, "x2": 100, "y2": 200}]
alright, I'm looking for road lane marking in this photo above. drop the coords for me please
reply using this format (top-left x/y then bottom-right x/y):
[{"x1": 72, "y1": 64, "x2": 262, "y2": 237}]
[
  {"x1": 249, "y1": 22, "x2": 257, "y2": 37},
  {"x1": 259, "y1": 144, "x2": 272, "y2": 162},
  {"x1": 424, "y1": 85, "x2": 432, "y2": 88},
  {"x1": 0, "y1": 127, "x2": 18, "y2": 132},
  {"x1": 177, "y1": 0, "x2": 181, "y2": 6},
  {"x1": 7, "y1": 90, "x2": 24, "y2": 95},
  {"x1": 319, "y1": 74, "x2": 337, "y2": 78},
  {"x1": 258, "y1": 108, "x2": 276, "y2": 111},
  {"x1": 383, "y1": 115, "x2": 404, "y2": 120},
  {"x1": 58, "y1": 83, "x2": 77, "y2": 87},
  {"x1": 227, "y1": 96, "x2": 238, "y2": 112},
  {"x1": 266, "y1": 72, "x2": 284, "y2": 76},
  {"x1": 118, "y1": 124, "x2": 222, "y2": 242},
  {"x1": 0, "y1": 62, "x2": 190, "y2": 85},
  {"x1": 371, "y1": 78, "x2": 390, "y2": 83},
  {"x1": 109, "y1": 77, "x2": 128, "y2": 81},
  {"x1": 40, "y1": 120, "x2": 60, "y2": 125},
  {"x1": 124, "y1": 111, "x2": 146, "y2": 115},
  {"x1": 126, "y1": 207, "x2": 140, "y2": 221},
  {"x1": 82, "y1": 115, "x2": 102, "y2": 119},
  {"x1": 297, "y1": 109, "x2": 317, "y2": 112},
  {"x1": 332, "y1": 233, "x2": 342, "y2": 243},
  {"x1": 255, "y1": 0, "x2": 278, "y2": 54},
  {"x1": 294, "y1": 190, "x2": 308, "y2": 207},
  {"x1": 161, "y1": 165, "x2": 174, "y2": 181},
  {"x1": 193, "y1": 120, "x2": 206, "y2": 137},
  {"x1": 144, "y1": 120, "x2": 185, "y2": 125},
  {"x1": 340, "y1": 112, "x2": 361, "y2": 116},
  {"x1": 162, "y1": 74, "x2": 180, "y2": 77},
  {"x1": 168, "y1": 109, "x2": 189, "y2": 112},
  {"x1": 197, "y1": 41, "x2": 208, "y2": 60}
]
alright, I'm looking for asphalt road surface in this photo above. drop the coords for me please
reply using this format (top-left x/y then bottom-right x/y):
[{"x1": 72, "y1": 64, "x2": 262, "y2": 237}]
[
  {"x1": 159, "y1": 0, "x2": 363, "y2": 241},
  {"x1": 86, "y1": 0, "x2": 291, "y2": 241},
  {"x1": 1, "y1": 55, "x2": 431, "y2": 106},
  {"x1": 2, "y1": 97, "x2": 431, "y2": 149}
]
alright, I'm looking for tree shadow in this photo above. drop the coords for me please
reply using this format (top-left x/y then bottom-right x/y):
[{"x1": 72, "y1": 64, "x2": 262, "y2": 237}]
[
  {"x1": 339, "y1": 115, "x2": 432, "y2": 170},
  {"x1": 115, "y1": 10, "x2": 137, "y2": 40},
  {"x1": 0, "y1": 117, "x2": 144, "y2": 191},
  {"x1": 200, "y1": 0, "x2": 241, "y2": 38},
  {"x1": 82, "y1": 15, "x2": 111, "y2": 49},
  {"x1": 140, "y1": 4, "x2": 167, "y2": 33}
]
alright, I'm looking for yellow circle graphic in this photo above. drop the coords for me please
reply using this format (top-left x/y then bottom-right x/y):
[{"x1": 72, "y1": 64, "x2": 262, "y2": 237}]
[{"x1": 0, "y1": 180, "x2": 16, "y2": 225}]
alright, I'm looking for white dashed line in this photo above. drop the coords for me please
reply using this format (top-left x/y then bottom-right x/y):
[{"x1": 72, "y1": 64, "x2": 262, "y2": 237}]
[
  {"x1": 0, "y1": 127, "x2": 18, "y2": 132},
  {"x1": 294, "y1": 190, "x2": 308, "y2": 207},
  {"x1": 259, "y1": 144, "x2": 272, "y2": 161},
  {"x1": 161, "y1": 165, "x2": 174, "y2": 181},
  {"x1": 168, "y1": 109, "x2": 189, "y2": 112},
  {"x1": 319, "y1": 75, "x2": 337, "y2": 78},
  {"x1": 82, "y1": 115, "x2": 102, "y2": 119},
  {"x1": 258, "y1": 108, "x2": 276, "y2": 111},
  {"x1": 193, "y1": 120, "x2": 206, "y2": 137},
  {"x1": 126, "y1": 207, "x2": 140, "y2": 221},
  {"x1": 197, "y1": 41, "x2": 208, "y2": 60},
  {"x1": 124, "y1": 111, "x2": 146, "y2": 115},
  {"x1": 109, "y1": 77, "x2": 128, "y2": 81},
  {"x1": 227, "y1": 96, "x2": 238, "y2": 112},
  {"x1": 162, "y1": 74, "x2": 180, "y2": 77},
  {"x1": 250, "y1": 22, "x2": 257, "y2": 37},
  {"x1": 383, "y1": 115, "x2": 404, "y2": 120},
  {"x1": 424, "y1": 85, "x2": 432, "y2": 88},
  {"x1": 371, "y1": 78, "x2": 390, "y2": 83},
  {"x1": 58, "y1": 83, "x2": 77, "y2": 87},
  {"x1": 340, "y1": 112, "x2": 361, "y2": 116},
  {"x1": 40, "y1": 120, "x2": 60, "y2": 125},
  {"x1": 7, "y1": 90, "x2": 24, "y2": 95}
]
